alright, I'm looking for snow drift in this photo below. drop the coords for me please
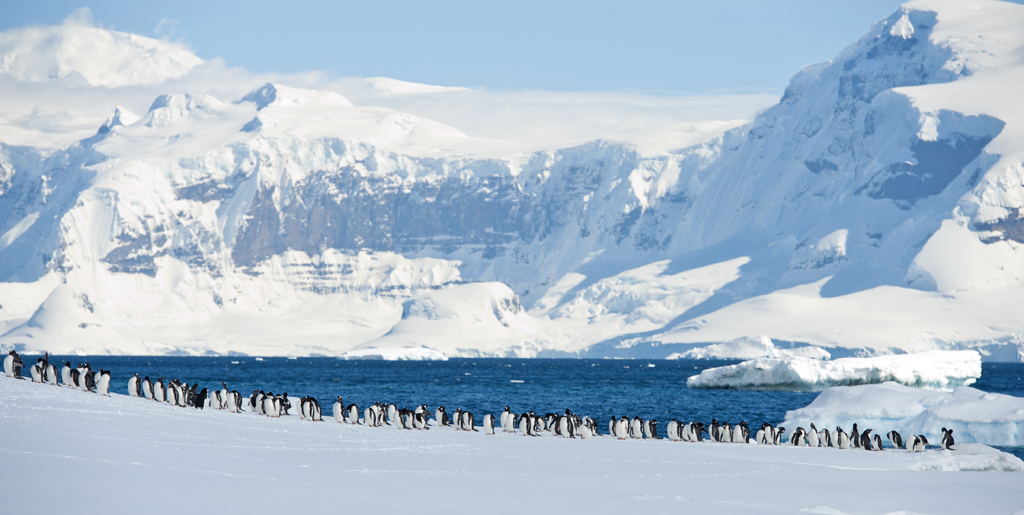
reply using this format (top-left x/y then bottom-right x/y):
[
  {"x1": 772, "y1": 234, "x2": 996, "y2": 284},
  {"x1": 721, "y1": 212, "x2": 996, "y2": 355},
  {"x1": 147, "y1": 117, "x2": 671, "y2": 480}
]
[
  {"x1": 783, "y1": 381, "x2": 1024, "y2": 446},
  {"x1": 686, "y1": 350, "x2": 982, "y2": 391}
]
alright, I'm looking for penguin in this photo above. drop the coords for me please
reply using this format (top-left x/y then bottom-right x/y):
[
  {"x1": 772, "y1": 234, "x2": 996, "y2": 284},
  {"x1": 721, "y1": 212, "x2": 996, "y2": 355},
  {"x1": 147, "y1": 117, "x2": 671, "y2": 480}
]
[
  {"x1": 61, "y1": 362, "x2": 72, "y2": 386},
  {"x1": 500, "y1": 406, "x2": 512, "y2": 432},
  {"x1": 630, "y1": 416, "x2": 643, "y2": 439},
  {"x1": 280, "y1": 393, "x2": 291, "y2": 415},
  {"x1": 365, "y1": 407, "x2": 376, "y2": 427},
  {"x1": 142, "y1": 376, "x2": 153, "y2": 399},
  {"x1": 732, "y1": 421, "x2": 746, "y2": 443},
  {"x1": 347, "y1": 403, "x2": 360, "y2": 424},
  {"x1": 757, "y1": 423, "x2": 773, "y2": 445},
  {"x1": 910, "y1": 435, "x2": 929, "y2": 452},
  {"x1": 873, "y1": 434, "x2": 883, "y2": 452},
  {"x1": 194, "y1": 388, "x2": 208, "y2": 409},
  {"x1": 153, "y1": 378, "x2": 166, "y2": 403},
  {"x1": 807, "y1": 423, "x2": 819, "y2": 448},
  {"x1": 414, "y1": 411, "x2": 429, "y2": 430},
  {"x1": 791, "y1": 427, "x2": 806, "y2": 446},
  {"x1": 331, "y1": 397, "x2": 344, "y2": 423},
  {"x1": 710, "y1": 418, "x2": 721, "y2": 442},
  {"x1": 615, "y1": 417, "x2": 628, "y2": 440},
  {"x1": 69, "y1": 368, "x2": 80, "y2": 389},
  {"x1": 4, "y1": 350, "x2": 24, "y2": 378},
  {"x1": 309, "y1": 397, "x2": 322, "y2": 421},
  {"x1": 229, "y1": 391, "x2": 242, "y2": 412},
  {"x1": 219, "y1": 383, "x2": 229, "y2": 410},
  {"x1": 435, "y1": 406, "x2": 449, "y2": 427},
  {"x1": 463, "y1": 411, "x2": 477, "y2": 432},
  {"x1": 609, "y1": 416, "x2": 617, "y2": 437},
  {"x1": 95, "y1": 369, "x2": 110, "y2": 396},
  {"x1": 850, "y1": 423, "x2": 860, "y2": 449},
  {"x1": 83, "y1": 368, "x2": 96, "y2": 392},
  {"x1": 128, "y1": 373, "x2": 141, "y2": 397},
  {"x1": 580, "y1": 422, "x2": 593, "y2": 439},
  {"x1": 483, "y1": 414, "x2": 495, "y2": 435},
  {"x1": 667, "y1": 420, "x2": 680, "y2": 441},
  {"x1": 44, "y1": 362, "x2": 58, "y2": 385},
  {"x1": 820, "y1": 427, "x2": 833, "y2": 448},
  {"x1": 887, "y1": 431, "x2": 904, "y2": 450},
  {"x1": 644, "y1": 419, "x2": 659, "y2": 440},
  {"x1": 720, "y1": 422, "x2": 733, "y2": 443},
  {"x1": 836, "y1": 427, "x2": 850, "y2": 449},
  {"x1": 168, "y1": 381, "x2": 180, "y2": 406},
  {"x1": 860, "y1": 429, "x2": 874, "y2": 450},
  {"x1": 30, "y1": 360, "x2": 42, "y2": 382},
  {"x1": 941, "y1": 428, "x2": 955, "y2": 450},
  {"x1": 772, "y1": 426, "x2": 785, "y2": 445}
]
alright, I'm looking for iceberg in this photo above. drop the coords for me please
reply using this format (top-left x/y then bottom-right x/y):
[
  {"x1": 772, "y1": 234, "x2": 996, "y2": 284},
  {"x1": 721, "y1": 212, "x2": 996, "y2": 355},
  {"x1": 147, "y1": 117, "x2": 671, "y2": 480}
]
[
  {"x1": 783, "y1": 381, "x2": 1024, "y2": 447},
  {"x1": 686, "y1": 350, "x2": 981, "y2": 391},
  {"x1": 338, "y1": 346, "x2": 448, "y2": 361}
]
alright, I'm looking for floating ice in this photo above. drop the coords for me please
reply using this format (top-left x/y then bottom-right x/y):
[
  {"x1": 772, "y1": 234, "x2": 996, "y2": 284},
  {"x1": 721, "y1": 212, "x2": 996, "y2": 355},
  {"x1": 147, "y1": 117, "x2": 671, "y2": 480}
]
[
  {"x1": 338, "y1": 346, "x2": 448, "y2": 361},
  {"x1": 686, "y1": 350, "x2": 981, "y2": 391},
  {"x1": 783, "y1": 381, "x2": 1024, "y2": 447}
]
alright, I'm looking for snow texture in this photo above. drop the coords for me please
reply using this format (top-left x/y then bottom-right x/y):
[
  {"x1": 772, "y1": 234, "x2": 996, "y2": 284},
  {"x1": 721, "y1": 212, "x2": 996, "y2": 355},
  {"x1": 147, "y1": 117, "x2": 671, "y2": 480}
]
[
  {"x1": 1, "y1": 375, "x2": 1022, "y2": 514},
  {"x1": 784, "y1": 381, "x2": 1024, "y2": 446},
  {"x1": 1, "y1": 1, "x2": 1024, "y2": 360},
  {"x1": 668, "y1": 335, "x2": 832, "y2": 360},
  {"x1": 687, "y1": 350, "x2": 982, "y2": 391}
]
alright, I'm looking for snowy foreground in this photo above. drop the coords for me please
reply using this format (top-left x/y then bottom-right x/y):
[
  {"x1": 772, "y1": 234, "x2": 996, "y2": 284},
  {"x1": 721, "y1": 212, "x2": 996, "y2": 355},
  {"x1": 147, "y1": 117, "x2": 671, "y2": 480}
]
[
  {"x1": 687, "y1": 350, "x2": 982, "y2": 391},
  {"x1": 785, "y1": 382, "x2": 1024, "y2": 447},
  {"x1": 2, "y1": 377, "x2": 1022, "y2": 514}
]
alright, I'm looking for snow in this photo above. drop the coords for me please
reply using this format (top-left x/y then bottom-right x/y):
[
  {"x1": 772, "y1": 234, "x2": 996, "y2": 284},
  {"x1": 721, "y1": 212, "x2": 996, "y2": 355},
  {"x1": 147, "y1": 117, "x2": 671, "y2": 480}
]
[
  {"x1": 783, "y1": 381, "x2": 1024, "y2": 447},
  {"x1": 687, "y1": 350, "x2": 982, "y2": 391},
  {"x1": 2, "y1": 1, "x2": 1024, "y2": 360},
  {"x1": 2, "y1": 375, "x2": 1022, "y2": 513}
]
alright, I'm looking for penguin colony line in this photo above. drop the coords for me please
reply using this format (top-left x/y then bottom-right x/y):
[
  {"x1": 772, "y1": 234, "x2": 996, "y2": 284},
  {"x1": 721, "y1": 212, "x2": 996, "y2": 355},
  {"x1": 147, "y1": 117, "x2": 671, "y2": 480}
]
[{"x1": 3, "y1": 350, "x2": 957, "y2": 452}]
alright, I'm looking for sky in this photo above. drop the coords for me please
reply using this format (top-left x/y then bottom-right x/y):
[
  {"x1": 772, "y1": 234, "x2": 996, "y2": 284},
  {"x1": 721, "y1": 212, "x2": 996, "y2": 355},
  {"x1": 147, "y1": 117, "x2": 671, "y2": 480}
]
[{"x1": 0, "y1": 0, "x2": 922, "y2": 94}]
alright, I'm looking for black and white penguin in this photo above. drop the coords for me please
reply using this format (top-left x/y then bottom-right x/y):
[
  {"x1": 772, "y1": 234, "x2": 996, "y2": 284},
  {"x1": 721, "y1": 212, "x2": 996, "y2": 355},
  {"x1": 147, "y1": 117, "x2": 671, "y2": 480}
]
[
  {"x1": 61, "y1": 362, "x2": 72, "y2": 386},
  {"x1": 756, "y1": 423, "x2": 773, "y2": 445},
  {"x1": 83, "y1": 367, "x2": 96, "y2": 392},
  {"x1": 819, "y1": 426, "x2": 833, "y2": 448},
  {"x1": 4, "y1": 350, "x2": 24, "y2": 378},
  {"x1": 772, "y1": 426, "x2": 785, "y2": 445},
  {"x1": 463, "y1": 411, "x2": 477, "y2": 432},
  {"x1": 332, "y1": 396, "x2": 344, "y2": 423},
  {"x1": 860, "y1": 429, "x2": 874, "y2": 450},
  {"x1": 142, "y1": 376, "x2": 153, "y2": 399},
  {"x1": 155, "y1": 378, "x2": 168, "y2": 402},
  {"x1": 887, "y1": 431, "x2": 904, "y2": 449},
  {"x1": 644, "y1": 419, "x2": 659, "y2": 440},
  {"x1": 483, "y1": 414, "x2": 495, "y2": 435},
  {"x1": 128, "y1": 373, "x2": 141, "y2": 397},
  {"x1": 732, "y1": 421, "x2": 748, "y2": 443},
  {"x1": 941, "y1": 428, "x2": 955, "y2": 450},
  {"x1": 791, "y1": 427, "x2": 806, "y2": 446},
  {"x1": 873, "y1": 433, "x2": 883, "y2": 451},
  {"x1": 615, "y1": 416, "x2": 628, "y2": 440},
  {"x1": 43, "y1": 361, "x2": 58, "y2": 385},
  {"x1": 836, "y1": 427, "x2": 850, "y2": 449},
  {"x1": 229, "y1": 391, "x2": 242, "y2": 412},
  {"x1": 95, "y1": 369, "x2": 110, "y2": 396},
  {"x1": 347, "y1": 403, "x2": 360, "y2": 424},
  {"x1": 910, "y1": 435, "x2": 929, "y2": 452},
  {"x1": 500, "y1": 406, "x2": 512, "y2": 432},
  {"x1": 30, "y1": 359, "x2": 43, "y2": 382},
  {"x1": 435, "y1": 406, "x2": 449, "y2": 427},
  {"x1": 709, "y1": 418, "x2": 721, "y2": 442},
  {"x1": 630, "y1": 416, "x2": 643, "y2": 439},
  {"x1": 807, "y1": 423, "x2": 819, "y2": 447},
  {"x1": 609, "y1": 416, "x2": 617, "y2": 437},
  {"x1": 667, "y1": 420, "x2": 680, "y2": 441},
  {"x1": 309, "y1": 397, "x2": 322, "y2": 421},
  {"x1": 365, "y1": 406, "x2": 377, "y2": 427},
  {"x1": 195, "y1": 388, "x2": 208, "y2": 409},
  {"x1": 850, "y1": 423, "x2": 860, "y2": 449}
]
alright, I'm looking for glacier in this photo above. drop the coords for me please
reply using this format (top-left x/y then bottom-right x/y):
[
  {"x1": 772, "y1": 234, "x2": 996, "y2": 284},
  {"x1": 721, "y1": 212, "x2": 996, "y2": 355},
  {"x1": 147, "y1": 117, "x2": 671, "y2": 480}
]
[
  {"x1": 783, "y1": 381, "x2": 1024, "y2": 447},
  {"x1": 1, "y1": 1, "x2": 1024, "y2": 359},
  {"x1": 686, "y1": 350, "x2": 982, "y2": 391}
]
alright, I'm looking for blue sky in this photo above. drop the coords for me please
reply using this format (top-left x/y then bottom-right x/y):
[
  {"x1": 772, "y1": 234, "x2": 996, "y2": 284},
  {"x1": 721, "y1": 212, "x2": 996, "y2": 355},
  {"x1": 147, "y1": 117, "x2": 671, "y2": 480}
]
[{"x1": 0, "y1": 1, "x2": 975, "y2": 93}]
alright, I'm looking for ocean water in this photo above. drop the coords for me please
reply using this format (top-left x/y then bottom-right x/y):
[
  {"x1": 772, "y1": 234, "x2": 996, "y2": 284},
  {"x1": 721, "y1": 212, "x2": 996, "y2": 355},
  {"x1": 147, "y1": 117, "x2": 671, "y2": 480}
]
[{"x1": 35, "y1": 356, "x2": 1024, "y2": 457}]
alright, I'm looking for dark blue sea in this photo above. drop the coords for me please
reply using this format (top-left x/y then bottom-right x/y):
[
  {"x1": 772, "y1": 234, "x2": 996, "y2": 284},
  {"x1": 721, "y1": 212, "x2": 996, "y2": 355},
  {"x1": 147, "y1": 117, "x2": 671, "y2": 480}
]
[{"x1": 45, "y1": 357, "x2": 1024, "y2": 457}]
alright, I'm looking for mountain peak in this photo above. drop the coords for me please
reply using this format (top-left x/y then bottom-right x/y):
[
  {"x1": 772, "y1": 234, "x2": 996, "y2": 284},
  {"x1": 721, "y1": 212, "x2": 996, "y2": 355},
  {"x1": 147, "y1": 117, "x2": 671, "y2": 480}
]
[{"x1": 0, "y1": 13, "x2": 203, "y2": 87}]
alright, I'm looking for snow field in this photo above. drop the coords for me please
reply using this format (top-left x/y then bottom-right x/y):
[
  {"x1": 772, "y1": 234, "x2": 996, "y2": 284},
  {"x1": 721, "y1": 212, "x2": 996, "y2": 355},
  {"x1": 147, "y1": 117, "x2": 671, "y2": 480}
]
[{"x1": 2, "y1": 375, "x2": 1022, "y2": 514}]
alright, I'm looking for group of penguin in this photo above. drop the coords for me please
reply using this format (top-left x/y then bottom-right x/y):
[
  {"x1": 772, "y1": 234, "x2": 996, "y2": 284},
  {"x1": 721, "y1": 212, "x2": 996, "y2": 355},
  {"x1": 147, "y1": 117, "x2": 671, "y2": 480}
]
[
  {"x1": 5, "y1": 351, "x2": 111, "y2": 395},
  {"x1": 4, "y1": 352, "x2": 958, "y2": 453}
]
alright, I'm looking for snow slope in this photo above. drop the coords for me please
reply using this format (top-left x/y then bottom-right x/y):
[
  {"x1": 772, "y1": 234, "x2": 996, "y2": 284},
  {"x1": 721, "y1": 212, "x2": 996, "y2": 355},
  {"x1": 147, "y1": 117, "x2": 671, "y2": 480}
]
[
  {"x1": 784, "y1": 381, "x2": 1024, "y2": 446},
  {"x1": 687, "y1": 350, "x2": 982, "y2": 391},
  {"x1": 2, "y1": 376, "x2": 1022, "y2": 514},
  {"x1": 2, "y1": 1, "x2": 1024, "y2": 359}
]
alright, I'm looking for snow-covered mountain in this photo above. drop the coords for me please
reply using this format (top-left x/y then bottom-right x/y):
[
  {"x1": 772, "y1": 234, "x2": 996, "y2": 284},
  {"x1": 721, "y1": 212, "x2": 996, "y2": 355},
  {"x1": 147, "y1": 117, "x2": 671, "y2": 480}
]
[{"x1": 1, "y1": 0, "x2": 1023, "y2": 360}]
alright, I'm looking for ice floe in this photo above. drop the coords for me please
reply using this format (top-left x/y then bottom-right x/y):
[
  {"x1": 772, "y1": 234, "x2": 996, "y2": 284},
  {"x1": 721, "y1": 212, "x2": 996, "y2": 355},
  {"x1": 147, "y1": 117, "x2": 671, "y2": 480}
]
[{"x1": 686, "y1": 350, "x2": 981, "y2": 391}]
